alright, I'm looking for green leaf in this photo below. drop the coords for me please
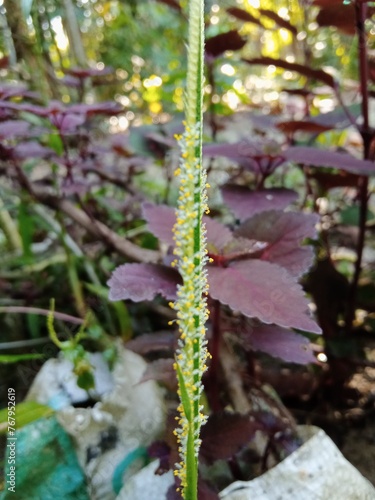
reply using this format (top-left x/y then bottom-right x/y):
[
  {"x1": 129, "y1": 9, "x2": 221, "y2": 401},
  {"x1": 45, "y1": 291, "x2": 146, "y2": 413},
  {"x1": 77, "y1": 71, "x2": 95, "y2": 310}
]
[
  {"x1": 47, "y1": 133, "x2": 64, "y2": 155},
  {"x1": 85, "y1": 282, "x2": 132, "y2": 339},
  {"x1": 340, "y1": 206, "x2": 374, "y2": 226},
  {"x1": 18, "y1": 203, "x2": 34, "y2": 259},
  {"x1": 26, "y1": 313, "x2": 42, "y2": 339},
  {"x1": 76, "y1": 370, "x2": 95, "y2": 391},
  {"x1": 0, "y1": 401, "x2": 54, "y2": 434}
]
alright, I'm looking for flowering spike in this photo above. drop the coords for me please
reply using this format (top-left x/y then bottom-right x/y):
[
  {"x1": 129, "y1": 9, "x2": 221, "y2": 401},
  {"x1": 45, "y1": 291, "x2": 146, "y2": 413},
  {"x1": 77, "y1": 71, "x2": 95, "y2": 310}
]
[{"x1": 170, "y1": 0, "x2": 209, "y2": 498}]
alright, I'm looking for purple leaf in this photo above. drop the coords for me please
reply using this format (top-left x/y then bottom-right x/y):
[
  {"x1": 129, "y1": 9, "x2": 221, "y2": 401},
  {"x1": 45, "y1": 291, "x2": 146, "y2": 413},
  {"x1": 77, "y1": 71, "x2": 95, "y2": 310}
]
[
  {"x1": 13, "y1": 142, "x2": 53, "y2": 159},
  {"x1": 59, "y1": 75, "x2": 81, "y2": 88},
  {"x1": 140, "y1": 359, "x2": 177, "y2": 391},
  {"x1": 234, "y1": 211, "x2": 318, "y2": 277},
  {"x1": 200, "y1": 412, "x2": 261, "y2": 464},
  {"x1": 107, "y1": 263, "x2": 180, "y2": 302},
  {"x1": 259, "y1": 9, "x2": 297, "y2": 35},
  {"x1": 276, "y1": 120, "x2": 332, "y2": 135},
  {"x1": 204, "y1": 141, "x2": 286, "y2": 174},
  {"x1": 205, "y1": 217, "x2": 233, "y2": 251},
  {"x1": 148, "y1": 440, "x2": 172, "y2": 475},
  {"x1": 0, "y1": 83, "x2": 30, "y2": 100},
  {"x1": 205, "y1": 30, "x2": 247, "y2": 59},
  {"x1": 126, "y1": 331, "x2": 176, "y2": 355},
  {"x1": 316, "y1": 3, "x2": 360, "y2": 35},
  {"x1": 142, "y1": 203, "x2": 175, "y2": 246},
  {"x1": 142, "y1": 203, "x2": 233, "y2": 251},
  {"x1": 208, "y1": 260, "x2": 321, "y2": 333},
  {"x1": 69, "y1": 102, "x2": 122, "y2": 116},
  {"x1": 221, "y1": 237, "x2": 268, "y2": 260},
  {"x1": 55, "y1": 113, "x2": 86, "y2": 132},
  {"x1": 249, "y1": 323, "x2": 316, "y2": 364},
  {"x1": 226, "y1": 7, "x2": 263, "y2": 26},
  {"x1": 285, "y1": 146, "x2": 375, "y2": 175},
  {"x1": 243, "y1": 57, "x2": 336, "y2": 88},
  {"x1": 0, "y1": 120, "x2": 30, "y2": 139},
  {"x1": 64, "y1": 66, "x2": 113, "y2": 79},
  {"x1": 222, "y1": 186, "x2": 298, "y2": 219}
]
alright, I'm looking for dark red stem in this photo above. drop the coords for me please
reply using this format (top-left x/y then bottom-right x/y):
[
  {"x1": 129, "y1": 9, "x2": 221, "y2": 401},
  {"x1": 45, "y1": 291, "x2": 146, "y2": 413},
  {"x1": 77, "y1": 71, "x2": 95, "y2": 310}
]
[{"x1": 345, "y1": 0, "x2": 371, "y2": 329}]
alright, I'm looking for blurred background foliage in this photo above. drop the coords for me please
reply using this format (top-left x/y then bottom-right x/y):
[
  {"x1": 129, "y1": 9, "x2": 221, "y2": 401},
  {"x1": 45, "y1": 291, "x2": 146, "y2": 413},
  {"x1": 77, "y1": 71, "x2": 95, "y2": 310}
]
[{"x1": 0, "y1": 0, "x2": 360, "y2": 122}]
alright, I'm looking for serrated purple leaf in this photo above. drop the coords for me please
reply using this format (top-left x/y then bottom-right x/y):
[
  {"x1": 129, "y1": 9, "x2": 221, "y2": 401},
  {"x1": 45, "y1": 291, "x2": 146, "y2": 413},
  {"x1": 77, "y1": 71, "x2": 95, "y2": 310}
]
[
  {"x1": 222, "y1": 186, "x2": 298, "y2": 219},
  {"x1": 249, "y1": 323, "x2": 316, "y2": 364},
  {"x1": 285, "y1": 146, "x2": 375, "y2": 175},
  {"x1": 235, "y1": 211, "x2": 318, "y2": 277},
  {"x1": 208, "y1": 260, "x2": 321, "y2": 333},
  {"x1": 107, "y1": 263, "x2": 180, "y2": 302}
]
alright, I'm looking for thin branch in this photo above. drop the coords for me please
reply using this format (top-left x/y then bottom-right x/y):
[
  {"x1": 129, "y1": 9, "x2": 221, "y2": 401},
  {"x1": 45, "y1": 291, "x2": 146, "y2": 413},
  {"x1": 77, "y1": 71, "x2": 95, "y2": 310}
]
[{"x1": 0, "y1": 306, "x2": 84, "y2": 324}]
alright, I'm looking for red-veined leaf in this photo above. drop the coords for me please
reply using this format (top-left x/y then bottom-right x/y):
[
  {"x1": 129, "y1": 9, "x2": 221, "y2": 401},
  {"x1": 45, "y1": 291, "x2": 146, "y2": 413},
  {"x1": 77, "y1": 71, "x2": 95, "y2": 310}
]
[{"x1": 235, "y1": 210, "x2": 318, "y2": 277}]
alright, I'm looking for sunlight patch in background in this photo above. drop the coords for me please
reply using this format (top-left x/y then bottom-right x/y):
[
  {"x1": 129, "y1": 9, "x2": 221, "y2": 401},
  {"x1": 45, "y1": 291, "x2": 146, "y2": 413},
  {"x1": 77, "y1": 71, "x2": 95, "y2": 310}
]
[{"x1": 51, "y1": 16, "x2": 69, "y2": 51}]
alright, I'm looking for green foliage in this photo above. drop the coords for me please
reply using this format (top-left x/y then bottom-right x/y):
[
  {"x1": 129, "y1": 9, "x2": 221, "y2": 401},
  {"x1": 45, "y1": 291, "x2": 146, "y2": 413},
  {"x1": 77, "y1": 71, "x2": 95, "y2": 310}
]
[{"x1": 0, "y1": 401, "x2": 54, "y2": 434}]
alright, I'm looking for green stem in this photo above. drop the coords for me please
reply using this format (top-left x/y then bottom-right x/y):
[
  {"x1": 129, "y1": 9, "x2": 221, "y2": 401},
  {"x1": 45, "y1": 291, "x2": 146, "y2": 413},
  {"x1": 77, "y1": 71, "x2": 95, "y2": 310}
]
[{"x1": 0, "y1": 196, "x2": 22, "y2": 251}]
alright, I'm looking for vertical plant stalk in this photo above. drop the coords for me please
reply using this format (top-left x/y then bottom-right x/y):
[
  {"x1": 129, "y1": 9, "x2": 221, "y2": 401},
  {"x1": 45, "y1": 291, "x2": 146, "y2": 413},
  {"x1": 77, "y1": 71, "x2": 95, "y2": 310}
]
[
  {"x1": 171, "y1": 0, "x2": 210, "y2": 498},
  {"x1": 346, "y1": 0, "x2": 370, "y2": 329}
]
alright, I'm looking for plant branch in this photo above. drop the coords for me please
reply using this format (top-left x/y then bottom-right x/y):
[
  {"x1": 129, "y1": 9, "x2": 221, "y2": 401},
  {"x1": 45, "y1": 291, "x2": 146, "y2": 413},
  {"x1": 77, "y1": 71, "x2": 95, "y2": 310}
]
[
  {"x1": 12, "y1": 165, "x2": 160, "y2": 263},
  {"x1": 0, "y1": 306, "x2": 84, "y2": 324},
  {"x1": 346, "y1": 0, "x2": 371, "y2": 329}
]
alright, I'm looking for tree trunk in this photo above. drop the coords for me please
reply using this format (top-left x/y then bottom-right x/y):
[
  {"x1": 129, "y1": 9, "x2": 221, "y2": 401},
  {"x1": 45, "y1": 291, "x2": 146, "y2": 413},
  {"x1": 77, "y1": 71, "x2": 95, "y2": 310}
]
[
  {"x1": 61, "y1": 0, "x2": 87, "y2": 67},
  {"x1": 3, "y1": 0, "x2": 51, "y2": 97}
]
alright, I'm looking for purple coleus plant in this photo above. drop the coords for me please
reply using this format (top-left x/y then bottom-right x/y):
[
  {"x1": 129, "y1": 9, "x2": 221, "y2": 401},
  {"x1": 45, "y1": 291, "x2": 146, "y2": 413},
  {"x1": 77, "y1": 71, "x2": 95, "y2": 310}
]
[{"x1": 108, "y1": 199, "x2": 322, "y2": 365}]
